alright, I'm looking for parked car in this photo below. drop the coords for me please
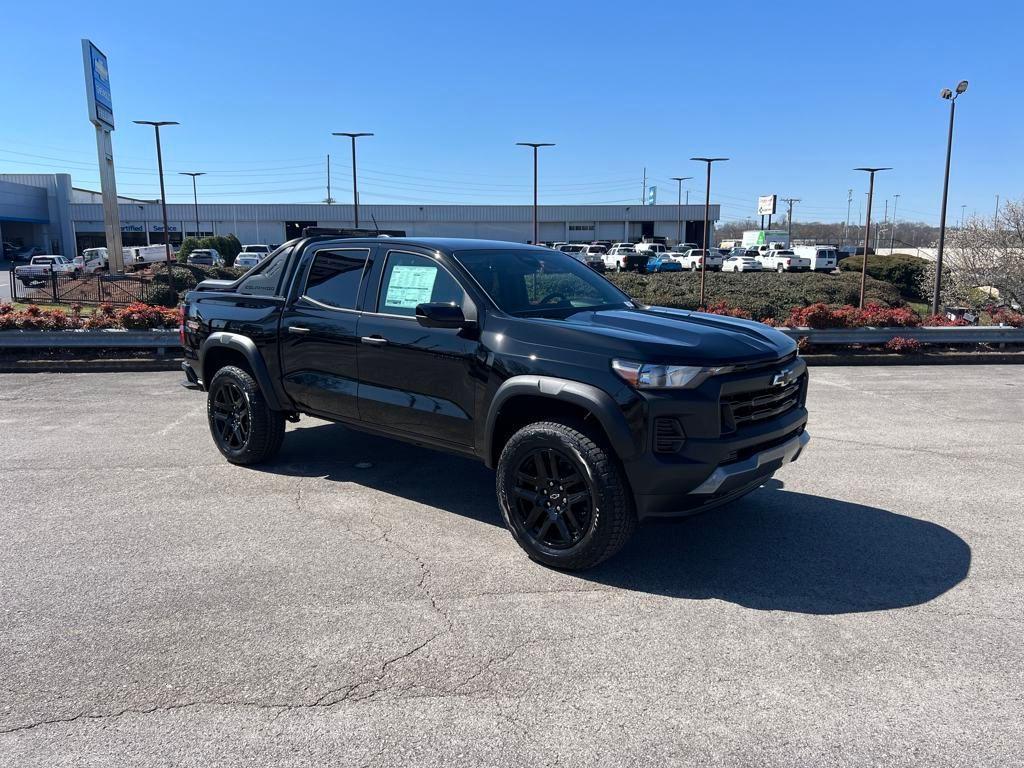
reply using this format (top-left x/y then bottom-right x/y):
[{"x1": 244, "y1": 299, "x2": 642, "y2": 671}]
[
  {"x1": 590, "y1": 240, "x2": 613, "y2": 251},
  {"x1": 602, "y1": 243, "x2": 634, "y2": 272},
  {"x1": 187, "y1": 248, "x2": 224, "y2": 267},
  {"x1": 675, "y1": 249, "x2": 724, "y2": 271},
  {"x1": 234, "y1": 254, "x2": 261, "y2": 269},
  {"x1": 14, "y1": 255, "x2": 79, "y2": 285},
  {"x1": 241, "y1": 244, "x2": 272, "y2": 260},
  {"x1": 634, "y1": 242, "x2": 669, "y2": 258},
  {"x1": 182, "y1": 235, "x2": 810, "y2": 571},
  {"x1": 645, "y1": 255, "x2": 683, "y2": 273},
  {"x1": 792, "y1": 245, "x2": 839, "y2": 272},
  {"x1": 579, "y1": 244, "x2": 607, "y2": 272},
  {"x1": 3, "y1": 241, "x2": 19, "y2": 259},
  {"x1": 722, "y1": 254, "x2": 763, "y2": 272},
  {"x1": 758, "y1": 249, "x2": 811, "y2": 273}
]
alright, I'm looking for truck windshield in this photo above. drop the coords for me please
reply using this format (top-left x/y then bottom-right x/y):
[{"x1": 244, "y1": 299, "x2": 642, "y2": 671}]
[{"x1": 454, "y1": 249, "x2": 632, "y2": 317}]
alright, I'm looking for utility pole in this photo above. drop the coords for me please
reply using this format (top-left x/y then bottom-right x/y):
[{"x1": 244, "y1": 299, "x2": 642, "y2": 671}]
[
  {"x1": 994, "y1": 194, "x2": 1000, "y2": 224},
  {"x1": 844, "y1": 188, "x2": 853, "y2": 247},
  {"x1": 516, "y1": 142, "x2": 555, "y2": 244},
  {"x1": 691, "y1": 157, "x2": 728, "y2": 308},
  {"x1": 782, "y1": 198, "x2": 800, "y2": 246},
  {"x1": 889, "y1": 193, "x2": 900, "y2": 251},
  {"x1": 641, "y1": 168, "x2": 647, "y2": 205},
  {"x1": 960, "y1": 204, "x2": 966, "y2": 228},
  {"x1": 854, "y1": 167, "x2": 891, "y2": 308},
  {"x1": 670, "y1": 177, "x2": 692, "y2": 245},
  {"x1": 179, "y1": 172, "x2": 204, "y2": 239},
  {"x1": 876, "y1": 198, "x2": 888, "y2": 252},
  {"x1": 325, "y1": 154, "x2": 335, "y2": 204},
  {"x1": 332, "y1": 132, "x2": 373, "y2": 228}
]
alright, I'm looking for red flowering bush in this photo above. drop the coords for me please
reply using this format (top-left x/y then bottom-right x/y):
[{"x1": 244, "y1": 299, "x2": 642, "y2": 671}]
[
  {"x1": 0, "y1": 303, "x2": 13, "y2": 315},
  {"x1": 921, "y1": 314, "x2": 969, "y2": 327},
  {"x1": 83, "y1": 313, "x2": 117, "y2": 329},
  {"x1": 703, "y1": 300, "x2": 752, "y2": 319},
  {"x1": 115, "y1": 302, "x2": 179, "y2": 330},
  {"x1": 990, "y1": 308, "x2": 1024, "y2": 327},
  {"x1": 786, "y1": 302, "x2": 923, "y2": 329},
  {"x1": 885, "y1": 336, "x2": 923, "y2": 353}
]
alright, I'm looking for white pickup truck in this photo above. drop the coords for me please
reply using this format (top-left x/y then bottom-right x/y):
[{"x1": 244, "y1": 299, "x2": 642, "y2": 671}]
[
  {"x1": 758, "y1": 249, "x2": 812, "y2": 273},
  {"x1": 673, "y1": 248, "x2": 724, "y2": 271},
  {"x1": 14, "y1": 255, "x2": 79, "y2": 285}
]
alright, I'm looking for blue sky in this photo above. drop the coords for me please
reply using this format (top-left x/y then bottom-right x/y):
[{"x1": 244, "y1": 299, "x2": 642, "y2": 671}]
[{"x1": 2, "y1": 0, "x2": 1021, "y2": 224}]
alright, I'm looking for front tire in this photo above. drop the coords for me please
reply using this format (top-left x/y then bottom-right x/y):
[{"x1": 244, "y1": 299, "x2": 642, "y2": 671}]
[
  {"x1": 206, "y1": 365, "x2": 285, "y2": 465},
  {"x1": 496, "y1": 421, "x2": 636, "y2": 570}
]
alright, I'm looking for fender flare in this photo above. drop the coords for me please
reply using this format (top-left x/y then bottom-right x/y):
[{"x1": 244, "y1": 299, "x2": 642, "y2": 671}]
[
  {"x1": 200, "y1": 332, "x2": 284, "y2": 411},
  {"x1": 483, "y1": 375, "x2": 638, "y2": 468}
]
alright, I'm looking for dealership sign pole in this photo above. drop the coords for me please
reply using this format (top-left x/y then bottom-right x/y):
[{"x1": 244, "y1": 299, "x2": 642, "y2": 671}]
[{"x1": 82, "y1": 40, "x2": 124, "y2": 273}]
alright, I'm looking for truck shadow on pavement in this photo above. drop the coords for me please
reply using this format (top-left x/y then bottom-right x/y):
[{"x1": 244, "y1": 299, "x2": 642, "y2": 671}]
[{"x1": 264, "y1": 423, "x2": 971, "y2": 615}]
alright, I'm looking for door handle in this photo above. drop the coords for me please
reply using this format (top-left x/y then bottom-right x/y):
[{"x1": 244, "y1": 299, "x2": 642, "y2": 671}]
[
  {"x1": 288, "y1": 326, "x2": 311, "y2": 335},
  {"x1": 361, "y1": 336, "x2": 388, "y2": 346}
]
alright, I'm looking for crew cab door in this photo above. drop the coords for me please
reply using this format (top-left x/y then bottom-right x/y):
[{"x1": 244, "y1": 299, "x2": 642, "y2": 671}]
[
  {"x1": 278, "y1": 244, "x2": 373, "y2": 420},
  {"x1": 355, "y1": 247, "x2": 479, "y2": 449}
]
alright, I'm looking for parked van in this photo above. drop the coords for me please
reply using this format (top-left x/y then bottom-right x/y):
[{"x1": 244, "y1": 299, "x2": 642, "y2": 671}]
[
  {"x1": 78, "y1": 247, "x2": 109, "y2": 273},
  {"x1": 793, "y1": 245, "x2": 839, "y2": 272}
]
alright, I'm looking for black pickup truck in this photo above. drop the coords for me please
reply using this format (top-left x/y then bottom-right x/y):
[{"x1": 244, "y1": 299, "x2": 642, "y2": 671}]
[{"x1": 181, "y1": 236, "x2": 809, "y2": 570}]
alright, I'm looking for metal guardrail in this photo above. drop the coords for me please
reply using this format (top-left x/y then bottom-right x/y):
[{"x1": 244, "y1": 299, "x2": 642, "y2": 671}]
[
  {"x1": 0, "y1": 330, "x2": 178, "y2": 350},
  {"x1": 777, "y1": 326, "x2": 1024, "y2": 345}
]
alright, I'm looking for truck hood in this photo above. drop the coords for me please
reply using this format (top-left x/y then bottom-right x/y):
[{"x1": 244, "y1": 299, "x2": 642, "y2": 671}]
[{"x1": 528, "y1": 306, "x2": 795, "y2": 366}]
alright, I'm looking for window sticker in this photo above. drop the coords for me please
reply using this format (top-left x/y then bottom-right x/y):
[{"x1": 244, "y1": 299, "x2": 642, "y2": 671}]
[{"x1": 384, "y1": 265, "x2": 438, "y2": 309}]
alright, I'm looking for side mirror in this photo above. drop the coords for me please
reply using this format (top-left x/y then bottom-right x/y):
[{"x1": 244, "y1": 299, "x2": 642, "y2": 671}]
[{"x1": 415, "y1": 302, "x2": 471, "y2": 329}]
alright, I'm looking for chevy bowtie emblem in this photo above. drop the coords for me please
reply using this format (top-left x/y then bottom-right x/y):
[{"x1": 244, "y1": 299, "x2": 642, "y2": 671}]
[{"x1": 772, "y1": 367, "x2": 797, "y2": 387}]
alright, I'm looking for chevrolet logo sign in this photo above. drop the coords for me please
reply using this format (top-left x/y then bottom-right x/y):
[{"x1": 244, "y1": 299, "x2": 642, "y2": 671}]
[{"x1": 771, "y1": 366, "x2": 798, "y2": 387}]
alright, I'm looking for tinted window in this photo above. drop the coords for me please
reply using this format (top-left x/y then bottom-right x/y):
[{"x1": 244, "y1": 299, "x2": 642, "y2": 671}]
[
  {"x1": 303, "y1": 248, "x2": 370, "y2": 309},
  {"x1": 376, "y1": 251, "x2": 465, "y2": 317},
  {"x1": 454, "y1": 248, "x2": 630, "y2": 317},
  {"x1": 238, "y1": 247, "x2": 291, "y2": 296}
]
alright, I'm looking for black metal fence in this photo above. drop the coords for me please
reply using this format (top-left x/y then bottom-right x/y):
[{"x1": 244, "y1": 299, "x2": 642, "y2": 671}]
[{"x1": 9, "y1": 271, "x2": 154, "y2": 306}]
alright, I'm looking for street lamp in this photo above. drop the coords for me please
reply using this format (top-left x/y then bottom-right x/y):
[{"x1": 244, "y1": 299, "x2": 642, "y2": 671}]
[
  {"x1": 516, "y1": 143, "x2": 555, "y2": 244},
  {"x1": 332, "y1": 132, "x2": 373, "y2": 228},
  {"x1": 690, "y1": 157, "x2": 728, "y2": 308},
  {"x1": 179, "y1": 172, "x2": 205, "y2": 239},
  {"x1": 134, "y1": 120, "x2": 179, "y2": 288},
  {"x1": 854, "y1": 167, "x2": 892, "y2": 308},
  {"x1": 670, "y1": 177, "x2": 693, "y2": 245},
  {"x1": 933, "y1": 79, "x2": 968, "y2": 315}
]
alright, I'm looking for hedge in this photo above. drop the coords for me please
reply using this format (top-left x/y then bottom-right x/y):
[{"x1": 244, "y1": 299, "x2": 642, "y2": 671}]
[
  {"x1": 606, "y1": 271, "x2": 904, "y2": 321},
  {"x1": 837, "y1": 253, "x2": 928, "y2": 301}
]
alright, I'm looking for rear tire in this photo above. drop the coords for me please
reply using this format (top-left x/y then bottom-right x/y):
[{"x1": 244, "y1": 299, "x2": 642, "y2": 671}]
[
  {"x1": 777, "y1": 264, "x2": 785, "y2": 273},
  {"x1": 206, "y1": 365, "x2": 285, "y2": 465},
  {"x1": 496, "y1": 421, "x2": 636, "y2": 570}
]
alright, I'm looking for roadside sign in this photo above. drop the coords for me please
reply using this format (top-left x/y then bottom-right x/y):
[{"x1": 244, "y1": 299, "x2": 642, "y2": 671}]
[
  {"x1": 647, "y1": 186, "x2": 657, "y2": 205},
  {"x1": 82, "y1": 40, "x2": 114, "y2": 129},
  {"x1": 757, "y1": 195, "x2": 777, "y2": 216}
]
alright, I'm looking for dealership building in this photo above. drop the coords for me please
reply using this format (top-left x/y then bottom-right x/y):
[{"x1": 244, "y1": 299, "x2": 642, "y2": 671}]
[{"x1": 2, "y1": 174, "x2": 720, "y2": 254}]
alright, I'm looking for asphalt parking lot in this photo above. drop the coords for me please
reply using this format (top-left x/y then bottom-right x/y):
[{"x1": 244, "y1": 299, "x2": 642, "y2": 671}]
[{"x1": 1, "y1": 366, "x2": 1021, "y2": 766}]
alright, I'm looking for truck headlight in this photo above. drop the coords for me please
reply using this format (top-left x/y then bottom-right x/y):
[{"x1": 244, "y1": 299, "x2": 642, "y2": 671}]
[{"x1": 612, "y1": 360, "x2": 730, "y2": 389}]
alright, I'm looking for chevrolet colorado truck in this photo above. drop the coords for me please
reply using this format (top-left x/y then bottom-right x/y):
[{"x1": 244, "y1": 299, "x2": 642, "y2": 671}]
[{"x1": 181, "y1": 236, "x2": 809, "y2": 570}]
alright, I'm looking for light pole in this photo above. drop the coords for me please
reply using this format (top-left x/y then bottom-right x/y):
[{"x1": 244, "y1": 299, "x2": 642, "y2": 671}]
[
  {"x1": 332, "y1": 132, "x2": 373, "y2": 228},
  {"x1": 134, "y1": 120, "x2": 179, "y2": 287},
  {"x1": 516, "y1": 142, "x2": 555, "y2": 244},
  {"x1": 854, "y1": 167, "x2": 891, "y2": 308},
  {"x1": 179, "y1": 172, "x2": 205, "y2": 239},
  {"x1": 933, "y1": 80, "x2": 968, "y2": 315},
  {"x1": 670, "y1": 177, "x2": 693, "y2": 245},
  {"x1": 691, "y1": 157, "x2": 728, "y2": 308},
  {"x1": 843, "y1": 189, "x2": 853, "y2": 247},
  {"x1": 890, "y1": 193, "x2": 900, "y2": 251}
]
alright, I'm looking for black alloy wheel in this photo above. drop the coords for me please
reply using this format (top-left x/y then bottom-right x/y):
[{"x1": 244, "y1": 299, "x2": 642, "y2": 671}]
[
  {"x1": 210, "y1": 379, "x2": 251, "y2": 452},
  {"x1": 510, "y1": 446, "x2": 593, "y2": 550}
]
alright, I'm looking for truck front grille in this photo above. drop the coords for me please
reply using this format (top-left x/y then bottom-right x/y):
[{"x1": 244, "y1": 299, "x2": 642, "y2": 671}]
[{"x1": 720, "y1": 376, "x2": 804, "y2": 432}]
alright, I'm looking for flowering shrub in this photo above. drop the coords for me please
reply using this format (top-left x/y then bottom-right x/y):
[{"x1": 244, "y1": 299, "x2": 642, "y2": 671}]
[
  {"x1": 785, "y1": 302, "x2": 923, "y2": 329},
  {"x1": 920, "y1": 314, "x2": 969, "y2": 327},
  {"x1": 0, "y1": 303, "x2": 13, "y2": 315},
  {"x1": 116, "y1": 302, "x2": 179, "y2": 330},
  {"x1": 990, "y1": 308, "x2": 1024, "y2": 327},
  {"x1": 702, "y1": 301, "x2": 752, "y2": 319},
  {"x1": 885, "y1": 336, "x2": 923, "y2": 353}
]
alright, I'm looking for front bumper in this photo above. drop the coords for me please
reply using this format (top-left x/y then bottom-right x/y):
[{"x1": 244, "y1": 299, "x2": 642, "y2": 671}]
[{"x1": 688, "y1": 430, "x2": 808, "y2": 494}]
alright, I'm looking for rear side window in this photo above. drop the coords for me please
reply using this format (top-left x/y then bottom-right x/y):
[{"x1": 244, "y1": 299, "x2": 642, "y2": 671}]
[
  {"x1": 238, "y1": 247, "x2": 291, "y2": 296},
  {"x1": 376, "y1": 251, "x2": 465, "y2": 317},
  {"x1": 302, "y1": 248, "x2": 370, "y2": 309}
]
